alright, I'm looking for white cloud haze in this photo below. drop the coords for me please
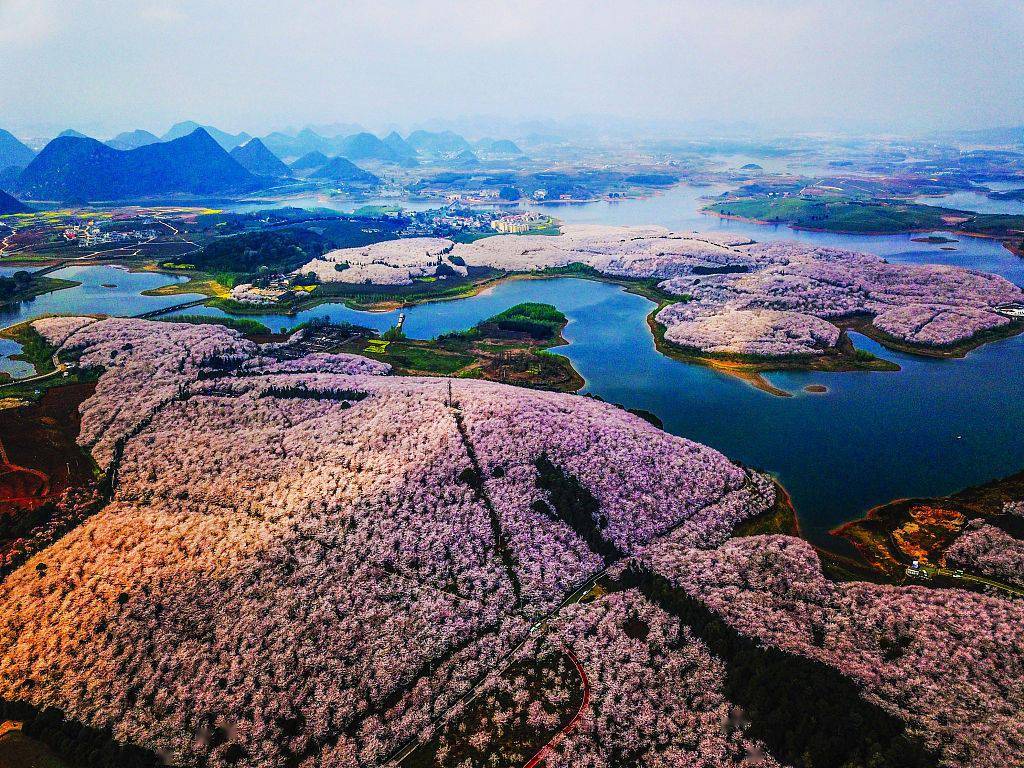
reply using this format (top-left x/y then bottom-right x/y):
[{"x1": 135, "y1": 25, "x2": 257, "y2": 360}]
[{"x1": 0, "y1": 0, "x2": 1020, "y2": 137}]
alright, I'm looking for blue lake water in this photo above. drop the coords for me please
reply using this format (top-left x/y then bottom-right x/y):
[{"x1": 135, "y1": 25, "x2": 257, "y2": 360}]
[
  {"x1": 0, "y1": 265, "x2": 201, "y2": 377},
  {"x1": 912, "y1": 190, "x2": 1024, "y2": 216},
  {"x1": 3, "y1": 186, "x2": 1023, "y2": 553}
]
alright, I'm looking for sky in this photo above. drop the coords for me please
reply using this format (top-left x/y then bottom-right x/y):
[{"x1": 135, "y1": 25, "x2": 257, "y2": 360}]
[{"x1": 1, "y1": 0, "x2": 1022, "y2": 140}]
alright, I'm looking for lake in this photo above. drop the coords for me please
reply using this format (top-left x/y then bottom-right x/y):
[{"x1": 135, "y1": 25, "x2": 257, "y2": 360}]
[
  {"x1": 3, "y1": 186, "x2": 1023, "y2": 554},
  {"x1": 0, "y1": 265, "x2": 202, "y2": 378},
  {"x1": 912, "y1": 189, "x2": 1024, "y2": 216}
]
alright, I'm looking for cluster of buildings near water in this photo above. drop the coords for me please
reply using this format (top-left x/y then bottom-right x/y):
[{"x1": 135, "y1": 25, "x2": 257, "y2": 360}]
[{"x1": 490, "y1": 212, "x2": 548, "y2": 234}]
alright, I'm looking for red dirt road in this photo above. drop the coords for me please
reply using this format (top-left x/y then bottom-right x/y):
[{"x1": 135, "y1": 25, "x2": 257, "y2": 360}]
[{"x1": 522, "y1": 648, "x2": 590, "y2": 768}]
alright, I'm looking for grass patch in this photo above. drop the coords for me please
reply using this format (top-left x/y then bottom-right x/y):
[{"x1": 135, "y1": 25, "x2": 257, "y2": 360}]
[
  {"x1": 366, "y1": 342, "x2": 475, "y2": 374},
  {"x1": 0, "y1": 323, "x2": 57, "y2": 376},
  {"x1": 142, "y1": 274, "x2": 231, "y2": 298}
]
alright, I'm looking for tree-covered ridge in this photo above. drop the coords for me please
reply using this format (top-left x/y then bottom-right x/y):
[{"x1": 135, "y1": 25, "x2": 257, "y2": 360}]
[
  {"x1": 189, "y1": 217, "x2": 403, "y2": 276},
  {"x1": 486, "y1": 302, "x2": 567, "y2": 339},
  {"x1": 2, "y1": 317, "x2": 1021, "y2": 768}
]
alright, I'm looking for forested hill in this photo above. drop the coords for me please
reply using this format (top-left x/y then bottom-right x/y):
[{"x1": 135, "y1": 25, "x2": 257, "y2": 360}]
[{"x1": 15, "y1": 128, "x2": 263, "y2": 201}]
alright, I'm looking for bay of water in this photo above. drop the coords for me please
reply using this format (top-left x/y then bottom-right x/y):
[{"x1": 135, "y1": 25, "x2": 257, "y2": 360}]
[
  {"x1": 4, "y1": 185, "x2": 1023, "y2": 553},
  {"x1": 0, "y1": 265, "x2": 201, "y2": 378},
  {"x1": 912, "y1": 190, "x2": 1024, "y2": 216}
]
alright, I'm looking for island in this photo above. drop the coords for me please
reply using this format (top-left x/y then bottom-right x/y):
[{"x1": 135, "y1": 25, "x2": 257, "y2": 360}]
[
  {"x1": 703, "y1": 194, "x2": 1024, "y2": 253},
  {"x1": 292, "y1": 303, "x2": 583, "y2": 392}
]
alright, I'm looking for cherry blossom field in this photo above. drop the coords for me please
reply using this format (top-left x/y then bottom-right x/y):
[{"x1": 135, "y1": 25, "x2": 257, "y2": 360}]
[
  {"x1": 299, "y1": 225, "x2": 1024, "y2": 357},
  {"x1": 1, "y1": 317, "x2": 1021, "y2": 768}
]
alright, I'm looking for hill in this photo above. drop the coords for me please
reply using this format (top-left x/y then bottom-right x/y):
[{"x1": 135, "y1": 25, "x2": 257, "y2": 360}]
[
  {"x1": 383, "y1": 130, "x2": 417, "y2": 162},
  {"x1": 161, "y1": 121, "x2": 251, "y2": 151},
  {"x1": 407, "y1": 129, "x2": 473, "y2": 156},
  {"x1": 290, "y1": 150, "x2": 330, "y2": 171},
  {"x1": 310, "y1": 156, "x2": 380, "y2": 186},
  {"x1": 56, "y1": 129, "x2": 89, "y2": 140},
  {"x1": 263, "y1": 128, "x2": 331, "y2": 159},
  {"x1": 476, "y1": 137, "x2": 523, "y2": 156},
  {"x1": 106, "y1": 129, "x2": 160, "y2": 150},
  {"x1": 335, "y1": 131, "x2": 400, "y2": 162},
  {"x1": 0, "y1": 189, "x2": 31, "y2": 214},
  {"x1": 3, "y1": 315, "x2": 1020, "y2": 768},
  {"x1": 0, "y1": 129, "x2": 36, "y2": 170},
  {"x1": 452, "y1": 148, "x2": 480, "y2": 167},
  {"x1": 16, "y1": 128, "x2": 262, "y2": 201},
  {"x1": 229, "y1": 138, "x2": 292, "y2": 179}
]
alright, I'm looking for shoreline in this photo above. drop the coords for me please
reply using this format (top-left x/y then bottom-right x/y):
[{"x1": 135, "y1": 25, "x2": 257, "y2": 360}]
[
  {"x1": 138, "y1": 267, "x2": 1024, "y2": 394},
  {"x1": 644, "y1": 305, "x2": 900, "y2": 398},
  {"x1": 701, "y1": 208, "x2": 1024, "y2": 257}
]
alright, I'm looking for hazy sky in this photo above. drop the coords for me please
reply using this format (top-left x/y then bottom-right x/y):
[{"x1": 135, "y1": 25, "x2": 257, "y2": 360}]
[{"x1": 1, "y1": 0, "x2": 1021, "y2": 139}]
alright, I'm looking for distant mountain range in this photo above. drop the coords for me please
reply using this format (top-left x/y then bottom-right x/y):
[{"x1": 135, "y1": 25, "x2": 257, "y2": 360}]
[
  {"x1": 262, "y1": 127, "x2": 509, "y2": 164},
  {"x1": 0, "y1": 189, "x2": 31, "y2": 214},
  {"x1": 407, "y1": 130, "x2": 474, "y2": 157},
  {"x1": 262, "y1": 129, "x2": 332, "y2": 160},
  {"x1": 16, "y1": 128, "x2": 262, "y2": 201},
  {"x1": 161, "y1": 121, "x2": 252, "y2": 151},
  {"x1": 1, "y1": 121, "x2": 524, "y2": 200},
  {"x1": 937, "y1": 126, "x2": 1024, "y2": 147},
  {"x1": 336, "y1": 132, "x2": 403, "y2": 162},
  {"x1": 0, "y1": 129, "x2": 35, "y2": 173},
  {"x1": 230, "y1": 138, "x2": 292, "y2": 179},
  {"x1": 107, "y1": 129, "x2": 161, "y2": 151},
  {"x1": 310, "y1": 156, "x2": 380, "y2": 187},
  {"x1": 475, "y1": 137, "x2": 523, "y2": 156}
]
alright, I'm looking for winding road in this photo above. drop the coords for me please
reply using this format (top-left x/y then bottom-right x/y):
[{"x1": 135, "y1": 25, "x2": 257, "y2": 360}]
[{"x1": 522, "y1": 648, "x2": 591, "y2": 768}]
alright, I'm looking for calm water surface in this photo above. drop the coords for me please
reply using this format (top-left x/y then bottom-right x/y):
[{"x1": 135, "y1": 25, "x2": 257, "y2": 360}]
[
  {"x1": 0, "y1": 265, "x2": 200, "y2": 377},
  {"x1": 912, "y1": 190, "x2": 1024, "y2": 215},
  {"x1": 4, "y1": 186, "x2": 1023, "y2": 552}
]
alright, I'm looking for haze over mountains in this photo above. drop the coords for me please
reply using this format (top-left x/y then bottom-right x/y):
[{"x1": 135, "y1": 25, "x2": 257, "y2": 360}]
[
  {"x1": 106, "y1": 129, "x2": 160, "y2": 151},
  {"x1": 0, "y1": 121, "x2": 527, "y2": 202},
  {"x1": 0, "y1": 130, "x2": 36, "y2": 168},
  {"x1": 161, "y1": 121, "x2": 252, "y2": 151}
]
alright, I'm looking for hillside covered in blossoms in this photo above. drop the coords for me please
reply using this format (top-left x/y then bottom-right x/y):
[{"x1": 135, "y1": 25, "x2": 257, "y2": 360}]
[
  {"x1": 0, "y1": 316, "x2": 1021, "y2": 768},
  {"x1": 299, "y1": 225, "x2": 1024, "y2": 357}
]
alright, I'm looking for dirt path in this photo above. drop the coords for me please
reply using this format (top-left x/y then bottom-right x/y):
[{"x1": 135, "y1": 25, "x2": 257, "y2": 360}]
[{"x1": 522, "y1": 648, "x2": 591, "y2": 768}]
